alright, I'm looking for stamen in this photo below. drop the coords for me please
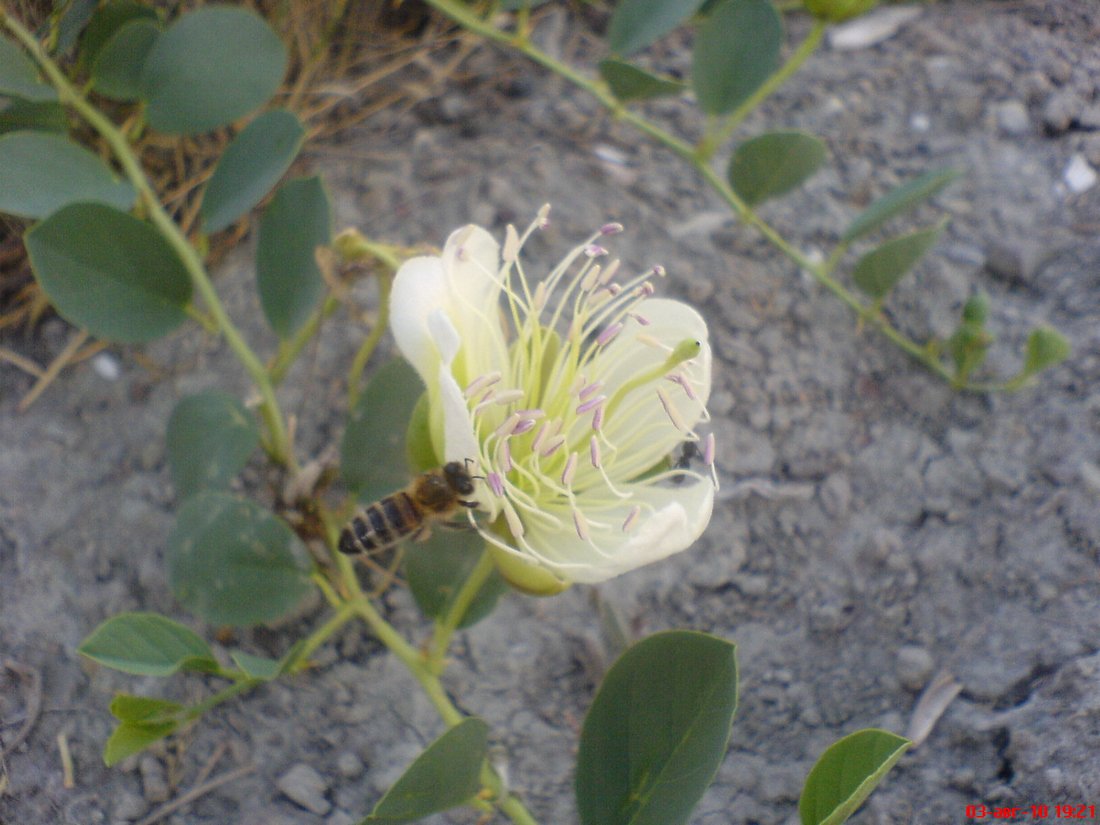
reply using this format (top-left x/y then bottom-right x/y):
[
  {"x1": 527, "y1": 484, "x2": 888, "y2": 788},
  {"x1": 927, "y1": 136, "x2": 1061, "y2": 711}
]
[
  {"x1": 513, "y1": 418, "x2": 537, "y2": 436},
  {"x1": 638, "y1": 282, "x2": 655, "y2": 297},
  {"x1": 516, "y1": 408, "x2": 545, "y2": 422},
  {"x1": 599, "y1": 259, "x2": 621, "y2": 285},
  {"x1": 573, "y1": 509, "x2": 590, "y2": 541},
  {"x1": 636, "y1": 333, "x2": 669, "y2": 350},
  {"x1": 589, "y1": 435, "x2": 602, "y2": 469},
  {"x1": 631, "y1": 313, "x2": 651, "y2": 326},
  {"x1": 561, "y1": 452, "x2": 578, "y2": 486},
  {"x1": 495, "y1": 413, "x2": 521, "y2": 438},
  {"x1": 465, "y1": 371, "x2": 502, "y2": 398},
  {"x1": 656, "y1": 388, "x2": 690, "y2": 433},
  {"x1": 667, "y1": 372, "x2": 698, "y2": 401},
  {"x1": 584, "y1": 244, "x2": 607, "y2": 258},
  {"x1": 487, "y1": 472, "x2": 505, "y2": 497},
  {"x1": 581, "y1": 264, "x2": 602, "y2": 291},
  {"x1": 537, "y1": 203, "x2": 551, "y2": 227},
  {"x1": 622, "y1": 506, "x2": 641, "y2": 532},
  {"x1": 533, "y1": 280, "x2": 548, "y2": 311},
  {"x1": 591, "y1": 403, "x2": 604, "y2": 433},
  {"x1": 579, "y1": 380, "x2": 603, "y2": 401},
  {"x1": 576, "y1": 394, "x2": 606, "y2": 415},
  {"x1": 652, "y1": 264, "x2": 666, "y2": 277},
  {"x1": 503, "y1": 500, "x2": 526, "y2": 538},
  {"x1": 596, "y1": 323, "x2": 623, "y2": 346},
  {"x1": 570, "y1": 373, "x2": 587, "y2": 396},
  {"x1": 530, "y1": 422, "x2": 549, "y2": 454},
  {"x1": 498, "y1": 440, "x2": 513, "y2": 472},
  {"x1": 540, "y1": 435, "x2": 566, "y2": 457},
  {"x1": 503, "y1": 224, "x2": 521, "y2": 263},
  {"x1": 605, "y1": 283, "x2": 622, "y2": 296},
  {"x1": 704, "y1": 432, "x2": 716, "y2": 466},
  {"x1": 493, "y1": 389, "x2": 525, "y2": 405},
  {"x1": 600, "y1": 222, "x2": 624, "y2": 236}
]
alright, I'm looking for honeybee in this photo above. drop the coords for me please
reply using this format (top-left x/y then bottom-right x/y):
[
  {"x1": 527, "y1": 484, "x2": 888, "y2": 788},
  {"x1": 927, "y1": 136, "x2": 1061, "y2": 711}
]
[{"x1": 338, "y1": 461, "x2": 479, "y2": 556}]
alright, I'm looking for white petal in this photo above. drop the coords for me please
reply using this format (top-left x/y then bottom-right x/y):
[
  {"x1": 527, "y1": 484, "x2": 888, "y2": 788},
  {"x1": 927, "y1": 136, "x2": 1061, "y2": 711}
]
[
  {"x1": 390, "y1": 256, "x2": 448, "y2": 382},
  {"x1": 518, "y1": 477, "x2": 714, "y2": 584},
  {"x1": 438, "y1": 364, "x2": 481, "y2": 465}
]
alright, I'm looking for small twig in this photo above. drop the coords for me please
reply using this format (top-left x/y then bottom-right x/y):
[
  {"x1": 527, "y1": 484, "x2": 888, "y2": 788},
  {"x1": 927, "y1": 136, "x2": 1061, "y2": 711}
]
[
  {"x1": 56, "y1": 732, "x2": 74, "y2": 789},
  {"x1": 0, "y1": 346, "x2": 44, "y2": 377},
  {"x1": 133, "y1": 763, "x2": 256, "y2": 825},
  {"x1": 1, "y1": 659, "x2": 43, "y2": 760},
  {"x1": 190, "y1": 741, "x2": 228, "y2": 789},
  {"x1": 17, "y1": 328, "x2": 89, "y2": 412}
]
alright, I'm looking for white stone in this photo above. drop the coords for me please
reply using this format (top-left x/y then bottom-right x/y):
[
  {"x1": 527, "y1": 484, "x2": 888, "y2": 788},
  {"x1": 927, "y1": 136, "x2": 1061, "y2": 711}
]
[
  {"x1": 827, "y1": 6, "x2": 922, "y2": 51},
  {"x1": 1063, "y1": 153, "x2": 1098, "y2": 194}
]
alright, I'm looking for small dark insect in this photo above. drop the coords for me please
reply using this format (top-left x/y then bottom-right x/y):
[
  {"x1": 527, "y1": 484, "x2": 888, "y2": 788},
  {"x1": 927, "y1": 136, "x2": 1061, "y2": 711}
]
[{"x1": 339, "y1": 461, "x2": 479, "y2": 556}]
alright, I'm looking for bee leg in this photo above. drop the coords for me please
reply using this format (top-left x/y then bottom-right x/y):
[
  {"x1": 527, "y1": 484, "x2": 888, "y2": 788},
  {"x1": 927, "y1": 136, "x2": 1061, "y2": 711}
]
[
  {"x1": 413, "y1": 526, "x2": 432, "y2": 542},
  {"x1": 459, "y1": 500, "x2": 479, "y2": 508}
]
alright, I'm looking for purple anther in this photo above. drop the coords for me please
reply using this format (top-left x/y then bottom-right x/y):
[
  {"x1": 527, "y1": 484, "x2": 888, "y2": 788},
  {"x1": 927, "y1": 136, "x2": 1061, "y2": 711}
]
[
  {"x1": 596, "y1": 323, "x2": 623, "y2": 346},
  {"x1": 530, "y1": 422, "x2": 549, "y2": 454},
  {"x1": 499, "y1": 440, "x2": 513, "y2": 472},
  {"x1": 640, "y1": 282, "x2": 655, "y2": 296},
  {"x1": 495, "y1": 413, "x2": 521, "y2": 438},
  {"x1": 589, "y1": 435, "x2": 601, "y2": 469},
  {"x1": 591, "y1": 403, "x2": 604, "y2": 433},
  {"x1": 656, "y1": 387, "x2": 688, "y2": 433},
  {"x1": 579, "y1": 380, "x2": 603, "y2": 401},
  {"x1": 576, "y1": 393, "x2": 606, "y2": 415},
  {"x1": 541, "y1": 435, "x2": 566, "y2": 457},
  {"x1": 631, "y1": 313, "x2": 651, "y2": 326},
  {"x1": 622, "y1": 505, "x2": 641, "y2": 532},
  {"x1": 652, "y1": 264, "x2": 666, "y2": 277},
  {"x1": 561, "y1": 452, "x2": 578, "y2": 486},
  {"x1": 487, "y1": 472, "x2": 505, "y2": 497},
  {"x1": 584, "y1": 244, "x2": 608, "y2": 258},
  {"x1": 465, "y1": 371, "x2": 502, "y2": 398},
  {"x1": 600, "y1": 222, "x2": 624, "y2": 236},
  {"x1": 516, "y1": 408, "x2": 545, "y2": 421},
  {"x1": 668, "y1": 373, "x2": 698, "y2": 401},
  {"x1": 513, "y1": 418, "x2": 537, "y2": 436},
  {"x1": 573, "y1": 510, "x2": 590, "y2": 541},
  {"x1": 703, "y1": 432, "x2": 716, "y2": 466}
]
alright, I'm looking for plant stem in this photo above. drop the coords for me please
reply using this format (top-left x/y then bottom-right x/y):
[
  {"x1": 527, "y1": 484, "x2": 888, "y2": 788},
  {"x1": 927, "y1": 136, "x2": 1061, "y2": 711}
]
[
  {"x1": 422, "y1": 0, "x2": 963, "y2": 385},
  {"x1": 2, "y1": 13, "x2": 297, "y2": 468},
  {"x1": 427, "y1": 550, "x2": 495, "y2": 672}
]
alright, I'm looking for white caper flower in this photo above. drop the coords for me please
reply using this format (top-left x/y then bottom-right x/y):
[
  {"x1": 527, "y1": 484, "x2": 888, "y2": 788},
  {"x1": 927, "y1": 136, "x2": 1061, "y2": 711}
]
[{"x1": 390, "y1": 206, "x2": 715, "y2": 590}]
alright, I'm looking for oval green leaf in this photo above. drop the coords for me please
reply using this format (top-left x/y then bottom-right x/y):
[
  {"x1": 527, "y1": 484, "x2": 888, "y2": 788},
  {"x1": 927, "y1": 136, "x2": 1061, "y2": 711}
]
[
  {"x1": 851, "y1": 223, "x2": 944, "y2": 300},
  {"x1": 406, "y1": 529, "x2": 507, "y2": 630},
  {"x1": 0, "y1": 131, "x2": 136, "y2": 219},
  {"x1": 55, "y1": 0, "x2": 99, "y2": 56},
  {"x1": 166, "y1": 390, "x2": 260, "y2": 499},
  {"x1": 576, "y1": 630, "x2": 738, "y2": 825},
  {"x1": 599, "y1": 59, "x2": 685, "y2": 102},
  {"x1": 230, "y1": 650, "x2": 281, "y2": 681},
  {"x1": 842, "y1": 168, "x2": 960, "y2": 243},
  {"x1": 256, "y1": 175, "x2": 331, "y2": 338},
  {"x1": 201, "y1": 110, "x2": 305, "y2": 233},
  {"x1": 79, "y1": 0, "x2": 158, "y2": 71},
  {"x1": 692, "y1": 0, "x2": 782, "y2": 116},
  {"x1": 139, "y1": 6, "x2": 288, "y2": 135},
  {"x1": 25, "y1": 202, "x2": 192, "y2": 342},
  {"x1": 366, "y1": 718, "x2": 489, "y2": 823},
  {"x1": 167, "y1": 491, "x2": 312, "y2": 627},
  {"x1": 91, "y1": 18, "x2": 161, "y2": 102},
  {"x1": 729, "y1": 130, "x2": 827, "y2": 206},
  {"x1": 104, "y1": 718, "x2": 180, "y2": 767},
  {"x1": 341, "y1": 358, "x2": 425, "y2": 501},
  {"x1": 608, "y1": 0, "x2": 708, "y2": 55},
  {"x1": 0, "y1": 99, "x2": 67, "y2": 134},
  {"x1": 1023, "y1": 327, "x2": 1070, "y2": 376},
  {"x1": 0, "y1": 35, "x2": 57, "y2": 102},
  {"x1": 110, "y1": 694, "x2": 185, "y2": 723},
  {"x1": 78, "y1": 612, "x2": 218, "y2": 676},
  {"x1": 799, "y1": 729, "x2": 910, "y2": 825}
]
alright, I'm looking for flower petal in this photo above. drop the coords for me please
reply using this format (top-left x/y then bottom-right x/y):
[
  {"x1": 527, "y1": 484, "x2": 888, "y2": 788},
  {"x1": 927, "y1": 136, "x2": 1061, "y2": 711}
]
[
  {"x1": 516, "y1": 476, "x2": 714, "y2": 584},
  {"x1": 390, "y1": 255, "x2": 448, "y2": 383}
]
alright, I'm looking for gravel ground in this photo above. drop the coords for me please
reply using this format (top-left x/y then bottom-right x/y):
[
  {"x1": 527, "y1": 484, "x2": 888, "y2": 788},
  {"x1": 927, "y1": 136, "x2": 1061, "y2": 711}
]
[{"x1": 3, "y1": 1, "x2": 1100, "y2": 823}]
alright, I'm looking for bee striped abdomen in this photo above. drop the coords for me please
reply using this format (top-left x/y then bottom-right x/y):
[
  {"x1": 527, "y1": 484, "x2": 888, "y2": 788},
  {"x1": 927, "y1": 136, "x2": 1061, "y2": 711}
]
[{"x1": 339, "y1": 492, "x2": 423, "y2": 555}]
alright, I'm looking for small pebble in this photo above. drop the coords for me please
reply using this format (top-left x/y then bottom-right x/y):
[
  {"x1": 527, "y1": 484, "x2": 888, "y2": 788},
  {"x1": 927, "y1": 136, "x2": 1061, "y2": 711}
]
[
  {"x1": 277, "y1": 763, "x2": 331, "y2": 815},
  {"x1": 1063, "y1": 154, "x2": 1098, "y2": 194},
  {"x1": 112, "y1": 790, "x2": 148, "y2": 821},
  {"x1": 1042, "y1": 90, "x2": 1082, "y2": 133},
  {"x1": 896, "y1": 645, "x2": 935, "y2": 691},
  {"x1": 827, "y1": 6, "x2": 922, "y2": 51},
  {"x1": 91, "y1": 352, "x2": 121, "y2": 381},
  {"x1": 993, "y1": 100, "x2": 1030, "y2": 136},
  {"x1": 335, "y1": 751, "x2": 364, "y2": 779}
]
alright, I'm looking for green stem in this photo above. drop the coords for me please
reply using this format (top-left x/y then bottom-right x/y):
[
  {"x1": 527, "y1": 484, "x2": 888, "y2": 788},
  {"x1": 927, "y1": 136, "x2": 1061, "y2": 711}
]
[
  {"x1": 422, "y1": 0, "x2": 960, "y2": 385},
  {"x1": 427, "y1": 550, "x2": 495, "y2": 672},
  {"x1": 698, "y1": 20, "x2": 827, "y2": 161},
  {"x1": 185, "y1": 678, "x2": 258, "y2": 720},
  {"x1": 2, "y1": 14, "x2": 296, "y2": 468}
]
